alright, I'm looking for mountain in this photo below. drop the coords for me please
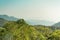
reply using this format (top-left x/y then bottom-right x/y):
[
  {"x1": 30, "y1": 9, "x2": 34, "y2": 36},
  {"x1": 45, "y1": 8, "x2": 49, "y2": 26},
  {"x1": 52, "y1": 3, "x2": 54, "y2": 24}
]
[
  {"x1": 52, "y1": 22, "x2": 60, "y2": 27},
  {"x1": 3, "y1": 19, "x2": 46, "y2": 40},
  {"x1": 0, "y1": 15, "x2": 18, "y2": 21},
  {"x1": 51, "y1": 22, "x2": 60, "y2": 30},
  {"x1": 0, "y1": 15, "x2": 54, "y2": 26},
  {"x1": 26, "y1": 20, "x2": 54, "y2": 26},
  {"x1": 0, "y1": 18, "x2": 7, "y2": 27}
]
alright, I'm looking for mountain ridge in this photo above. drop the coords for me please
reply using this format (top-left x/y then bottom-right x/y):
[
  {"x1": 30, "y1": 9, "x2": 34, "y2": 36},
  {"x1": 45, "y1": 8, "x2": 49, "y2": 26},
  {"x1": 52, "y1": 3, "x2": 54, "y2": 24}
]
[
  {"x1": 0, "y1": 15, "x2": 54, "y2": 26},
  {"x1": 0, "y1": 15, "x2": 18, "y2": 21},
  {"x1": 52, "y1": 22, "x2": 60, "y2": 27}
]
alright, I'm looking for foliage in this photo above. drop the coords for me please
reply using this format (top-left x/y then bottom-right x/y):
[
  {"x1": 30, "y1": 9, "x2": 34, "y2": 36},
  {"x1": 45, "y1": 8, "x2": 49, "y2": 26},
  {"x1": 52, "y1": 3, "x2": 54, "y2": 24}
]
[
  {"x1": 3, "y1": 19, "x2": 46, "y2": 40},
  {"x1": 35, "y1": 25, "x2": 52, "y2": 39},
  {"x1": 0, "y1": 27, "x2": 7, "y2": 40},
  {"x1": 0, "y1": 19, "x2": 60, "y2": 40},
  {"x1": 48, "y1": 30, "x2": 60, "y2": 40}
]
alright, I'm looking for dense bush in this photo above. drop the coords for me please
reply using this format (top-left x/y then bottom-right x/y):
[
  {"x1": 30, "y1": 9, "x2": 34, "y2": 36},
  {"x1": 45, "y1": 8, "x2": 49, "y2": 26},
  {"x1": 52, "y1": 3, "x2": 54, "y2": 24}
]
[{"x1": 0, "y1": 19, "x2": 60, "y2": 40}]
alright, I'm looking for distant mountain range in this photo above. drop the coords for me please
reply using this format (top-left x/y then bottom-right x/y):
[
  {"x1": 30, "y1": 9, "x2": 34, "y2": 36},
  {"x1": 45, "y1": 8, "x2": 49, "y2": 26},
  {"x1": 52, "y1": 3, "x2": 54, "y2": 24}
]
[
  {"x1": 0, "y1": 15, "x2": 55, "y2": 26},
  {"x1": 0, "y1": 15, "x2": 18, "y2": 21},
  {"x1": 26, "y1": 20, "x2": 54, "y2": 26},
  {"x1": 52, "y1": 22, "x2": 60, "y2": 27},
  {"x1": 0, "y1": 18, "x2": 7, "y2": 27}
]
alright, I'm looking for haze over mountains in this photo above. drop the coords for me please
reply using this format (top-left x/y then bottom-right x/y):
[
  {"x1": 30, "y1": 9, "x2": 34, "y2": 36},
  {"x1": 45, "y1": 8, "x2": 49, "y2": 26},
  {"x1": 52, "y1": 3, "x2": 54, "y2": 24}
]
[
  {"x1": 52, "y1": 22, "x2": 60, "y2": 27},
  {"x1": 26, "y1": 20, "x2": 54, "y2": 26},
  {"x1": 0, "y1": 15, "x2": 18, "y2": 21},
  {"x1": 0, "y1": 18, "x2": 7, "y2": 27},
  {"x1": 0, "y1": 15, "x2": 55, "y2": 26}
]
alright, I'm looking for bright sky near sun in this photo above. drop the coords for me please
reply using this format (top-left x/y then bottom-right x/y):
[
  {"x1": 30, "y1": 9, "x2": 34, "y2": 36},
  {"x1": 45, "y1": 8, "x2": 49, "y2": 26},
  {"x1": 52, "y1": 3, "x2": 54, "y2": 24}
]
[{"x1": 0, "y1": 0, "x2": 60, "y2": 22}]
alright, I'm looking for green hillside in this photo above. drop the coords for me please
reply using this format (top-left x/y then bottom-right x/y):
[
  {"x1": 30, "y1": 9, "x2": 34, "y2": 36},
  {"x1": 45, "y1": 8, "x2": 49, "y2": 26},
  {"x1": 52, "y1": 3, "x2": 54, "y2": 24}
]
[{"x1": 0, "y1": 19, "x2": 60, "y2": 40}]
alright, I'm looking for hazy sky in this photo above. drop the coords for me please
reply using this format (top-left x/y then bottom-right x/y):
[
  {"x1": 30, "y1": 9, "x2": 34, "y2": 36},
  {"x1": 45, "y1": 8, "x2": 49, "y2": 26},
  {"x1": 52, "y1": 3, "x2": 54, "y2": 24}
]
[{"x1": 0, "y1": 0, "x2": 60, "y2": 22}]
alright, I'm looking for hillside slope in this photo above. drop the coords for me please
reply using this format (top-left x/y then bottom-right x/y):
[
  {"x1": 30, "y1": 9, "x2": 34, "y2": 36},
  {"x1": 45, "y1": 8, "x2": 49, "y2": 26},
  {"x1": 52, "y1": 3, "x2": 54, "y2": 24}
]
[
  {"x1": 0, "y1": 18, "x2": 7, "y2": 27},
  {"x1": 3, "y1": 19, "x2": 46, "y2": 40}
]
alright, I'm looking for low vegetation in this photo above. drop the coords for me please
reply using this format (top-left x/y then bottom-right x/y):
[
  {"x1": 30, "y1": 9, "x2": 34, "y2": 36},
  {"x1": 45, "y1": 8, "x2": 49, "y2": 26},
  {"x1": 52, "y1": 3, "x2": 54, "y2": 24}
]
[{"x1": 0, "y1": 19, "x2": 60, "y2": 40}]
